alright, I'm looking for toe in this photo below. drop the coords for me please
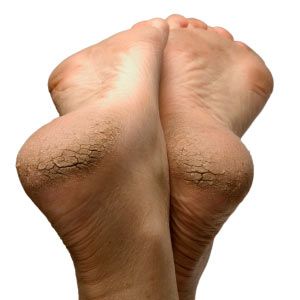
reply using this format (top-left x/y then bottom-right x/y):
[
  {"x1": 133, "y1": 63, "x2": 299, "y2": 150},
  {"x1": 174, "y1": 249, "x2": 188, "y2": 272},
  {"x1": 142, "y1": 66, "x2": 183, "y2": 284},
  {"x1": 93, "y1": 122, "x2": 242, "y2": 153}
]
[
  {"x1": 166, "y1": 14, "x2": 189, "y2": 29},
  {"x1": 187, "y1": 18, "x2": 208, "y2": 29},
  {"x1": 209, "y1": 26, "x2": 234, "y2": 40},
  {"x1": 133, "y1": 18, "x2": 168, "y2": 34},
  {"x1": 148, "y1": 18, "x2": 170, "y2": 36},
  {"x1": 132, "y1": 18, "x2": 169, "y2": 47}
]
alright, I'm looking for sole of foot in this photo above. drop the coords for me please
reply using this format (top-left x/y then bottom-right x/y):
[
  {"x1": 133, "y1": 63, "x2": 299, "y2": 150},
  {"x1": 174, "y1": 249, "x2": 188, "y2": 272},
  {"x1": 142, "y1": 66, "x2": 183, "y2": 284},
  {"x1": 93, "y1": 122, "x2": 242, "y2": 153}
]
[
  {"x1": 17, "y1": 19, "x2": 179, "y2": 300},
  {"x1": 160, "y1": 14, "x2": 273, "y2": 300}
]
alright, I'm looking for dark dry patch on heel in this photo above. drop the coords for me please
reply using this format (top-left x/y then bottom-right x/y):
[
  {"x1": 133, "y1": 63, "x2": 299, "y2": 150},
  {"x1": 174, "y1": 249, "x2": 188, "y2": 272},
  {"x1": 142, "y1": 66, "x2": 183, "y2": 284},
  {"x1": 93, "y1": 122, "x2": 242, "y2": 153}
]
[
  {"x1": 173, "y1": 151, "x2": 237, "y2": 200},
  {"x1": 168, "y1": 129, "x2": 254, "y2": 205},
  {"x1": 182, "y1": 161, "x2": 225, "y2": 187},
  {"x1": 37, "y1": 141, "x2": 113, "y2": 179},
  {"x1": 16, "y1": 115, "x2": 121, "y2": 195}
]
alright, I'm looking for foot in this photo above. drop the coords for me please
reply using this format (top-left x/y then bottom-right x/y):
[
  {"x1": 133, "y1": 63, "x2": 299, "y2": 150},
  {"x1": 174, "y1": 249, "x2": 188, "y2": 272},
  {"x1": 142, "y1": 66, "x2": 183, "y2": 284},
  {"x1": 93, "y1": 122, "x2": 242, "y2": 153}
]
[
  {"x1": 17, "y1": 19, "x2": 179, "y2": 300},
  {"x1": 160, "y1": 14, "x2": 273, "y2": 300}
]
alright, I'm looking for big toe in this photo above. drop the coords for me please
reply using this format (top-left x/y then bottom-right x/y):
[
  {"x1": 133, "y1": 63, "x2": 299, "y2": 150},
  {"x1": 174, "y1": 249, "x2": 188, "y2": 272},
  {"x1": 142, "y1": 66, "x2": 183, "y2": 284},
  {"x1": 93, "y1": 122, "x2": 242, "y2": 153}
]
[{"x1": 131, "y1": 18, "x2": 169, "y2": 48}]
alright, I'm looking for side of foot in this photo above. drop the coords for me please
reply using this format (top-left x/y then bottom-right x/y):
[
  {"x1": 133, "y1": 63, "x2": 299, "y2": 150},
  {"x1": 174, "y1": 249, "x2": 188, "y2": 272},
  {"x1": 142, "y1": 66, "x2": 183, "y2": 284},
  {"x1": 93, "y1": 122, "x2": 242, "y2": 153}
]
[
  {"x1": 17, "y1": 19, "x2": 179, "y2": 300},
  {"x1": 160, "y1": 14, "x2": 273, "y2": 299}
]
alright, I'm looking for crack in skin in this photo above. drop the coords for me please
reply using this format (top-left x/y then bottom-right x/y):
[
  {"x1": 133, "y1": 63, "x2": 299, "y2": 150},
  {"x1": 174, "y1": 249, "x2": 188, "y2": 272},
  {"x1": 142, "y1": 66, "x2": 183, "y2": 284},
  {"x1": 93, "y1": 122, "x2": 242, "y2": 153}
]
[
  {"x1": 173, "y1": 151, "x2": 226, "y2": 189},
  {"x1": 182, "y1": 161, "x2": 225, "y2": 186},
  {"x1": 180, "y1": 158, "x2": 249, "y2": 196},
  {"x1": 16, "y1": 118, "x2": 121, "y2": 193},
  {"x1": 37, "y1": 146, "x2": 102, "y2": 173},
  {"x1": 40, "y1": 134, "x2": 117, "y2": 179},
  {"x1": 167, "y1": 130, "x2": 254, "y2": 200}
]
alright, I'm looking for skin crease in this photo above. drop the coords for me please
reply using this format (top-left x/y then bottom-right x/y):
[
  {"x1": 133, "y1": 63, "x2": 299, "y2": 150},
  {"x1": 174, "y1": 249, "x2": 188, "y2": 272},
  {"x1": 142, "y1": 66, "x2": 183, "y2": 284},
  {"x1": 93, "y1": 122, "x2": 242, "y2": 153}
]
[
  {"x1": 159, "y1": 15, "x2": 273, "y2": 300},
  {"x1": 15, "y1": 14, "x2": 274, "y2": 300},
  {"x1": 16, "y1": 19, "x2": 180, "y2": 300}
]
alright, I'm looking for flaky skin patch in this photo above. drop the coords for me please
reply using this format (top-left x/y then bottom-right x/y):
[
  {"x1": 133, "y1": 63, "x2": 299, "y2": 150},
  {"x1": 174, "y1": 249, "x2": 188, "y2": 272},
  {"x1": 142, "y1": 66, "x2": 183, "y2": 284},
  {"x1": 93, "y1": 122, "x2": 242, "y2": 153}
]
[
  {"x1": 16, "y1": 109, "x2": 121, "y2": 195},
  {"x1": 166, "y1": 124, "x2": 254, "y2": 206}
]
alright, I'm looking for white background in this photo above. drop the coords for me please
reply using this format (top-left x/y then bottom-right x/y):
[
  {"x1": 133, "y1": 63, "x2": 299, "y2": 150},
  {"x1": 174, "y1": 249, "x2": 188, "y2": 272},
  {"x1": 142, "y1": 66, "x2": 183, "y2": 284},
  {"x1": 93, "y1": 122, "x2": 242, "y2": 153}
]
[{"x1": 1, "y1": 0, "x2": 299, "y2": 299}]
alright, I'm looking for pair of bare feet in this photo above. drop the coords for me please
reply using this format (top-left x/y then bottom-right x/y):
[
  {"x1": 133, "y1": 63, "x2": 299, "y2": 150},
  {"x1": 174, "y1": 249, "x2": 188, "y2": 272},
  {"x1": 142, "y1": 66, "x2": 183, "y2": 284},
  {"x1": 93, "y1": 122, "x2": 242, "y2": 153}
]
[{"x1": 16, "y1": 15, "x2": 273, "y2": 300}]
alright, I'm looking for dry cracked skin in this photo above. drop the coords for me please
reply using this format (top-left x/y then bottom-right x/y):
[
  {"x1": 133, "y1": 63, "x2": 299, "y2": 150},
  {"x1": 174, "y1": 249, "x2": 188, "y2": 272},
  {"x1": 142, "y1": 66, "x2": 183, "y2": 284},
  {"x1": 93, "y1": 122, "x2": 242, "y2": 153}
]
[{"x1": 16, "y1": 113, "x2": 121, "y2": 194}]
